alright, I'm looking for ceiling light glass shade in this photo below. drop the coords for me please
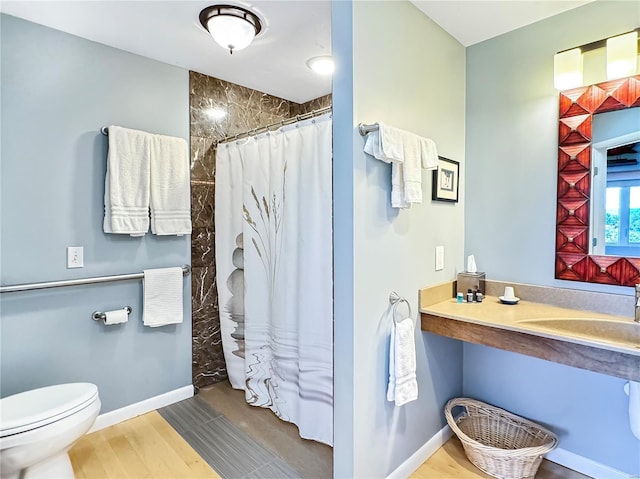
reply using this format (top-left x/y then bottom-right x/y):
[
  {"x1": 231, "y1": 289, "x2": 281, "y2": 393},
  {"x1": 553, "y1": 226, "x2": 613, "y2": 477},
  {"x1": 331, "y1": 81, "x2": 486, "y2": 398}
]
[
  {"x1": 554, "y1": 48, "x2": 583, "y2": 90},
  {"x1": 606, "y1": 31, "x2": 638, "y2": 80},
  {"x1": 306, "y1": 56, "x2": 334, "y2": 75},
  {"x1": 199, "y1": 5, "x2": 263, "y2": 54},
  {"x1": 206, "y1": 15, "x2": 256, "y2": 52}
]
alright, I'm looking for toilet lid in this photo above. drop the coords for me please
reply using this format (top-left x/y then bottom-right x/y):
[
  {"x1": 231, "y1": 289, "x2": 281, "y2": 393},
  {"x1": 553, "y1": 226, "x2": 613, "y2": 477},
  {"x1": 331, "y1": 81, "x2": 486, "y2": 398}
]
[{"x1": 0, "y1": 383, "x2": 98, "y2": 437}]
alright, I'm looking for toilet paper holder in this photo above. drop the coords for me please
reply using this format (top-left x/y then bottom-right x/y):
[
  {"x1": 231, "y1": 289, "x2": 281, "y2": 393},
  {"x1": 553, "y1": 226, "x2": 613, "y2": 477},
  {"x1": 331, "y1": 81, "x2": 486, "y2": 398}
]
[{"x1": 92, "y1": 306, "x2": 132, "y2": 321}]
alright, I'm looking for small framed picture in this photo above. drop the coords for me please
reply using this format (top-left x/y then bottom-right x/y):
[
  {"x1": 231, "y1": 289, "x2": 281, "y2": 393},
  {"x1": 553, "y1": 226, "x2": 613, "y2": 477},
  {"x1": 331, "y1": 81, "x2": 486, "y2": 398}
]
[{"x1": 432, "y1": 156, "x2": 459, "y2": 203}]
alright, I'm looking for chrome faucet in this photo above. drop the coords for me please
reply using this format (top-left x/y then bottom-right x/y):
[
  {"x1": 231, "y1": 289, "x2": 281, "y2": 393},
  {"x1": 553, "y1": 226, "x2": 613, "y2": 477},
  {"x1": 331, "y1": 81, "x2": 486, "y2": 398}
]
[{"x1": 635, "y1": 285, "x2": 640, "y2": 323}]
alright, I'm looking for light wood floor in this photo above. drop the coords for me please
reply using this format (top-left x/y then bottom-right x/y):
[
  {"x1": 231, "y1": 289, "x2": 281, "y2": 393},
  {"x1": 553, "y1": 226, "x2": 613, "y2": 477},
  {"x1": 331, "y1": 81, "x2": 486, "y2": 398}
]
[
  {"x1": 69, "y1": 406, "x2": 589, "y2": 479},
  {"x1": 411, "y1": 437, "x2": 591, "y2": 479},
  {"x1": 69, "y1": 411, "x2": 220, "y2": 479}
]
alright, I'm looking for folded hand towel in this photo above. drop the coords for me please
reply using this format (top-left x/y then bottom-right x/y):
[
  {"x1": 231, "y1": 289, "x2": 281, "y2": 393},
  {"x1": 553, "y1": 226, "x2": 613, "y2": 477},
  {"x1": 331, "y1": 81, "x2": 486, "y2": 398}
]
[
  {"x1": 387, "y1": 317, "x2": 418, "y2": 406},
  {"x1": 363, "y1": 129, "x2": 389, "y2": 162},
  {"x1": 143, "y1": 267, "x2": 184, "y2": 327},
  {"x1": 363, "y1": 123, "x2": 438, "y2": 208},
  {"x1": 364, "y1": 128, "x2": 409, "y2": 208},
  {"x1": 103, "y1": 126, "x2": 151, "y2": 235},
  {"x1": 149, "y1": 134, "x2": 192, "y2": 235}
]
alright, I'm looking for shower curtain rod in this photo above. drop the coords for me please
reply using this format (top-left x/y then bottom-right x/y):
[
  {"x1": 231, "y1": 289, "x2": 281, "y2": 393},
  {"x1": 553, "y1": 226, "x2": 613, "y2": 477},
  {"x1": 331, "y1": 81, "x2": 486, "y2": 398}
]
[{"x1": 219, "y1": 105, "x2": 332, "y2": 144}]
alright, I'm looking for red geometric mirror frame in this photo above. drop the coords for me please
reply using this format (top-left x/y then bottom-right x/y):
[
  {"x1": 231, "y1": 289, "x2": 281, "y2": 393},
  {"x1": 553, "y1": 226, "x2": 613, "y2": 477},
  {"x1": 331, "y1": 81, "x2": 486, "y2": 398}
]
[{"x1": 555, "y1": 75, "x2": 640, "y2": 286}]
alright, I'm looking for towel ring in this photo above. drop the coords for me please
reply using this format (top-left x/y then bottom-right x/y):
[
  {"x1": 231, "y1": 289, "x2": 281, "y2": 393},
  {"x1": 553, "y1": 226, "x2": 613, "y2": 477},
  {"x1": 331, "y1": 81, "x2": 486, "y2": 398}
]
[{"x1": 389, "y1": 291, "x2": 411, "y2": 324}]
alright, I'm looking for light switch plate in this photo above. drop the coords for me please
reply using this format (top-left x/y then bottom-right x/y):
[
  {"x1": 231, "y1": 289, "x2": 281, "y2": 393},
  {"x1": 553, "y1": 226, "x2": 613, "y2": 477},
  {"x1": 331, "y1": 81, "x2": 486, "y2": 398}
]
[
  {"x1": 67, "y1": 246, "x2": 84, "y2": 268},
  {"x1": 435, "y1": 246, "x2": 444, "y2": 271}
]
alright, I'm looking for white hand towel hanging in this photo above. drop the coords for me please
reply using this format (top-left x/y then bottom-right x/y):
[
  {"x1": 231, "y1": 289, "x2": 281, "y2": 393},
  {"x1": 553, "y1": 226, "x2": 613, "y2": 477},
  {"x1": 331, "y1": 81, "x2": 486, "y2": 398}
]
[
  {"x1": 142, "y1": 267, "x2": 184, "y2": 327},
  {"x1": 149, "y1": 134, "x2": 192, "y2": 235},
  {"x1": 363, "y1": 122, "x2": 438, "y2": 208},
  {"x1": 103, "y1": 126, "x2": 151, "y2": 235},
  {"x1": 387, "y1": 317, "x2": 418, "y2": 406}
]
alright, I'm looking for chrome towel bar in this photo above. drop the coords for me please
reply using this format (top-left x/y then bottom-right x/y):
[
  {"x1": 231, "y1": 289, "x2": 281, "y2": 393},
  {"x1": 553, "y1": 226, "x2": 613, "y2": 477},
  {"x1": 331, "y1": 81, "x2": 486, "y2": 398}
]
[
  {"x1": 0, "y1": 264, "x2": 191, "y2": 293},
  {"x1": 358, "y1": 122, "x2": 379, "y2": 136}
]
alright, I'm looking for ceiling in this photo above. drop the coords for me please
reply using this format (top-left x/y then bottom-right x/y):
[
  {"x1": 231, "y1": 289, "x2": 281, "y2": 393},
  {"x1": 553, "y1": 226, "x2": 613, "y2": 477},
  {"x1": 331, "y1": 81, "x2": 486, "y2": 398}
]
[
  {"x1": 1, "y1": 0, "x2": 591, "y2": 104},
  {"x1": 413, "y1": 0, "x2": 592, "y2": 47}
]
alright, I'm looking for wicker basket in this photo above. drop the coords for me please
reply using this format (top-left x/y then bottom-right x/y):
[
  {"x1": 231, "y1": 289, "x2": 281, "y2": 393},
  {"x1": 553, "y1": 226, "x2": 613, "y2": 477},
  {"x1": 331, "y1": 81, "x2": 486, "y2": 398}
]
[{"x1": 445, "y1": 398, "x2": 558, "y2": 479}]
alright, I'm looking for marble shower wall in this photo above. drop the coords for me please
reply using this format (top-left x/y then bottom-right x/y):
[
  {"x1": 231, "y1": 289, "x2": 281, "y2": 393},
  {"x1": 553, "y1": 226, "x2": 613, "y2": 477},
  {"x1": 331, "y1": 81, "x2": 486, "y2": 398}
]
[{"x1": 189, "y1": 71, "x2": 331, "y2": 390}]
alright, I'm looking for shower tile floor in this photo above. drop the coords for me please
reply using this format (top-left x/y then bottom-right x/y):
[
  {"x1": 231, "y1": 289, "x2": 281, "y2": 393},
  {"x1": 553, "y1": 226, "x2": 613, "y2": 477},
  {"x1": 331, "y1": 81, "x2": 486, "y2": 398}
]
[{"x1": 159, "y1": 380, "x2": 333, "y2": 479}]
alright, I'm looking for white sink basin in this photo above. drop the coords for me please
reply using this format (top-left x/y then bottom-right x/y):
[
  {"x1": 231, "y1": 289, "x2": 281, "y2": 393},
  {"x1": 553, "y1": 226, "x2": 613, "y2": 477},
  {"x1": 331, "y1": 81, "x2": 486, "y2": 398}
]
[{"x1": 516, "y1": 318, "x2": 640, "y2": 348}]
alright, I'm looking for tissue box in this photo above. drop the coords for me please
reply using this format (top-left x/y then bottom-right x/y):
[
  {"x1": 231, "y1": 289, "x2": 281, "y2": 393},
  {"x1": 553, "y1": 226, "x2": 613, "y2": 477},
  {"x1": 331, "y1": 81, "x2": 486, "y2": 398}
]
[{"x1": 457, "y1": 272, "x2": 485, "y2": 295}]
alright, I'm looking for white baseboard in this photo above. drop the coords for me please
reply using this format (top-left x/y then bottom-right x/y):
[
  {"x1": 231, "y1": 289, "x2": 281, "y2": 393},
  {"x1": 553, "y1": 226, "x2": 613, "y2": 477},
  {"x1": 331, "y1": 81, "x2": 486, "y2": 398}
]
[
  {"x1": 89, "y1": 385, "x2": 193, "y2": 433},
  {"x1": 385, "y1": 426, "x2": 635, "y2": 479},
  {"x1": 547, "y1": 448, "x2": 634, "y2": 479},
  {"x1": 386, "y1": 425, "x2": 453, "y2": 479}
]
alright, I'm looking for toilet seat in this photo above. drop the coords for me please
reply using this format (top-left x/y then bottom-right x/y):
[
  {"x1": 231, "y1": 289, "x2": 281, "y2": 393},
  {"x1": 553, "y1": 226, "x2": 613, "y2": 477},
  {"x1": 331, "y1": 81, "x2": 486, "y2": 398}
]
[{"x1": 0, "y1": 383, "x2": 99, "y2": 438}]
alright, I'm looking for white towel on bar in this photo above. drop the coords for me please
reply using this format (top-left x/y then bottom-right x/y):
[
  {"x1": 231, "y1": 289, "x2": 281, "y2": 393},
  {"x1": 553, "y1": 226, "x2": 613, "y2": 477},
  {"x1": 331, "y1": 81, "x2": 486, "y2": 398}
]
[
  {"x1": 387, "y1": 317, "x2": 418, "y2": 406},
  {"x1": 363, "y1": 123, "x2": 438, "y2": 208},
  {"x1": 103, "y1": 126, "x2": 151, "y2": 235},
  {"x1": 143, "y1": 267, "x2": 184, "y2": 327},
  {"x1": 149, "y1": 134, "x2": 192, "y2": 235}
]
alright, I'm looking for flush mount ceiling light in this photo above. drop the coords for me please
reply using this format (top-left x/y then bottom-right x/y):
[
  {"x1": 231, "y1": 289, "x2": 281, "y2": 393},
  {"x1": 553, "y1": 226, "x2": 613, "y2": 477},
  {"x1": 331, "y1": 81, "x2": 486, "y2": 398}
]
[
  {"x1": 306, "y1": 56, "x2": 334, "y2": 75},
  {"x1": 199, "y1": 4, "x2": 263, "y2": 55}
]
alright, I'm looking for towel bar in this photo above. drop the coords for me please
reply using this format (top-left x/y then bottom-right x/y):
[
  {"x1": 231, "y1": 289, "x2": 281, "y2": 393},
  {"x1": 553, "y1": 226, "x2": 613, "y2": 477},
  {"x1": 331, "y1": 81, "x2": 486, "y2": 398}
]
[
  {"x1": 358, "y1": 122, "x2": 379, "y2": 136},
  {"x1": 0, "y1": 264, "x2": 191, "y2": 293}
]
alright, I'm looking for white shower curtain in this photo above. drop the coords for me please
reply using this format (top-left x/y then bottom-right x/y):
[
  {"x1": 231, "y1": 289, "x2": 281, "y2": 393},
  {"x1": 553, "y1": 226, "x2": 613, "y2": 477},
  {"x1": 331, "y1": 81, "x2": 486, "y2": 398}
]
[{"x1": 215, "y1": 114, "x2": 333, "y2": 445}]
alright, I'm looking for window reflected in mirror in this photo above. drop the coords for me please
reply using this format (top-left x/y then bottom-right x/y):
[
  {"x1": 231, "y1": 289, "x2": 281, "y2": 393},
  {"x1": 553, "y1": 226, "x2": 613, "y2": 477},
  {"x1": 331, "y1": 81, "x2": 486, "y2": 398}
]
[
  {"x1": 604, "y1": 145, "x2": 640, "y2": 256},
  {"x1": 590, "y1": 104, "x2": 640, "y2": 258}
]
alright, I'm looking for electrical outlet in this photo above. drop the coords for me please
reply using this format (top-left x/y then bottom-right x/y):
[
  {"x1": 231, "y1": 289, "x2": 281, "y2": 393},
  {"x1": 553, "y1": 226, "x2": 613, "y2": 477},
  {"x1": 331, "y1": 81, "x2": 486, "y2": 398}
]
[
  {"x1": 67, "y1": 246, "x2": 84, "y2": 268},
  {"x1": 435, "y1": 246, "x2": 444, "y2": 271}
]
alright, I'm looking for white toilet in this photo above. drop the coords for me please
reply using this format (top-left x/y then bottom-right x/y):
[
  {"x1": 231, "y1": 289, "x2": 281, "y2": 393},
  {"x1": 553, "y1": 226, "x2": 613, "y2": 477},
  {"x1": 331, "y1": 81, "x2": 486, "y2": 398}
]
[{"x1": 0, "y1": 383, "x2": 101, "y2": 479}]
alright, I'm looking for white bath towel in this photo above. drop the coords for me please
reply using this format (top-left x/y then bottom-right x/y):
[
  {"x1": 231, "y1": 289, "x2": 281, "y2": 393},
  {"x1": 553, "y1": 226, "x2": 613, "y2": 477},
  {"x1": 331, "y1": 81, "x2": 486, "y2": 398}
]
[
  {"x1": 387, "y1": 317, "x2": 418, "y2": 406},
  {"x1": 363, "y1": 123, "x2": 438, "y2": 208},
  {"x1": 149, "y1": 134, "x2": 192, "y2": 235},
  {"x1": 103, "y1": 126, "x2": 151, "y2": 235},
  {"x1": 143, "y1": 267, "x2": 184, "y2": 327}
]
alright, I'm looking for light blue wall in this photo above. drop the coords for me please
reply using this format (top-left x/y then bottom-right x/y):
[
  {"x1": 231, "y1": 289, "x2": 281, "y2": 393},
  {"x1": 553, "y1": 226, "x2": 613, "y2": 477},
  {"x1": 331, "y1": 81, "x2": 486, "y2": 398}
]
[
  {"x1": 0, "y1": 15, "x2": 192, "y2": 412},
  {"x1": 332, "y1": 2, "x2": 356, "y2": 476},
  {"x1": 465, "y1": 1, "x2": 640, "y2": 475},
  {"x1": 465, "y1": 0, "x2": 638, "y2": 295},
  {"x1": 463, "y1": 344, "x2": 639, "y2": 473},
  {"x1": 333, "y1": 1, "x2": 466, "y2": 476}
]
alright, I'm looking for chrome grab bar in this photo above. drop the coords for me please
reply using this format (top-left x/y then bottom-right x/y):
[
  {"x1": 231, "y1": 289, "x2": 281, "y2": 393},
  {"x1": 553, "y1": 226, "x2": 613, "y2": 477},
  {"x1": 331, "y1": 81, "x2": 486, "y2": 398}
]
[{"x1": 0, "y1": 264, "x2": 191, "y2": 293}]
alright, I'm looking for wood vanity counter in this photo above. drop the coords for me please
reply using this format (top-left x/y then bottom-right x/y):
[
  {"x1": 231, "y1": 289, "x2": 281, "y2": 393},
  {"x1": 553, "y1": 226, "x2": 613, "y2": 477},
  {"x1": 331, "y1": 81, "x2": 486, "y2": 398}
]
[{"x1": 420, "y1": 284, "x2": 640, "y2": 382}]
